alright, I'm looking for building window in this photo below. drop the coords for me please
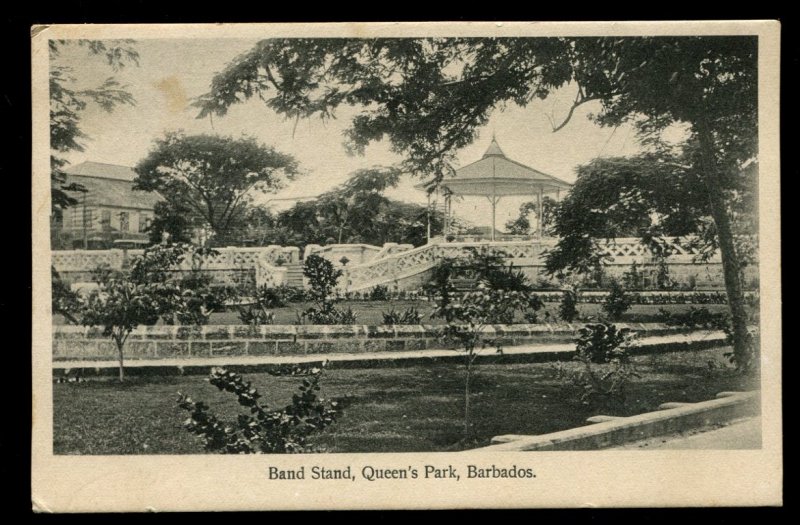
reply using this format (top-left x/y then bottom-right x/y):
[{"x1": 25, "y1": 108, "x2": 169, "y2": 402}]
[
  {"x1": 84, "y1": 209, "x2": 94, "y2": 230},
  {"x1": 119, "y1": 212, "x2": 129, "y2": 232},
  {"x1": 70, "y1": 208, "x2": 81, "y2": 228},
  {"x1": 101, "y1": 210, "x2": 111, "y2": 229},
  {"x1": 139, "y1": 214, "x2": 152, "y2": 232}
]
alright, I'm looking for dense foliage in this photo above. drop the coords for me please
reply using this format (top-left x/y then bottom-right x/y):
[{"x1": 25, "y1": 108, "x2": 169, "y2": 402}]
[
  {"x1": 274, "y1": 167, "x2": 445, "y2": 248},
  {"x1": 601, "y1": 280, "x2": 632, "y2": 321},
  {"x1": 194, "y1": 35, "x2": 758, "y2": 369},
  {"x1": 50, "y1": 40, "x2": 138, "y2": 212},
  {"x1": 134, "y1": 132, "x2": 299, "y2": 246},
  {"x1": 177, "y1": 366, "x2": 339, "y2": 453},
  {"x1": 300, "y1": 254, "x2": 356, "y2": 325}
]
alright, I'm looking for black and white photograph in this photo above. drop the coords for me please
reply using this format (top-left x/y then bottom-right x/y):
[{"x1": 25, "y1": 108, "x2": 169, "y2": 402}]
[{"x1": 31, "y1": 21, "x2": 782, "y2": 511}]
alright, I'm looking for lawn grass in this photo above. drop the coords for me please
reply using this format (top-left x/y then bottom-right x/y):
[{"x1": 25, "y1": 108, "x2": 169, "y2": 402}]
[{"x1": 53, "y1": 346, "x2": 758, "y2": 455}]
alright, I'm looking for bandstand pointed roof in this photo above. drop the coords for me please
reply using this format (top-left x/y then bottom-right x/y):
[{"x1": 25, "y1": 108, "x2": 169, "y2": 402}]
[{"x1": 415, "y1": 138, "x2": 573, "y2": 196}]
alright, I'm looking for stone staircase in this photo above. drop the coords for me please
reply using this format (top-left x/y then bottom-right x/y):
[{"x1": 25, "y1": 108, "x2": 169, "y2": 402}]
[{"x1": 284, "y1": 262, "x2": 305, "y2": 288}]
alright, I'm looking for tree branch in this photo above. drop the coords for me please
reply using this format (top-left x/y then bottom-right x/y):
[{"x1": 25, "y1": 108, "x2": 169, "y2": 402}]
[{"x1": 549, "y1": 89, "x2": 602, "y2": 133}]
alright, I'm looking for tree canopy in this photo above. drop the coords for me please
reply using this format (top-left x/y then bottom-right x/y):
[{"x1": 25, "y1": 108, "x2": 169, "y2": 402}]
[
  {"x1": 505, "y1": 196, "x2": 558, "y2": 236},
  {"x1": 196, "y1": 35, "x2": 759, "y2": 369},
  {"x1": 134, "y1": 132, "x2": 299, "y2": 245},
  {"x1": 275, "y1": 166, "x2": 444, "y2": 247},
  {"x1": 50, "y1": 40, "x2": 139, "y2": 211}
]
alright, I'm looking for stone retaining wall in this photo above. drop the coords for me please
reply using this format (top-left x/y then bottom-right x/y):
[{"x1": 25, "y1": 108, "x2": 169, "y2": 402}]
[{"x1": 53, "y1": 323, "x2": 699, "y2": 362}]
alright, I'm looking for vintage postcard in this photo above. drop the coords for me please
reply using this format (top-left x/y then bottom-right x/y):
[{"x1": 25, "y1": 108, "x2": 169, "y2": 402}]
[{"x1": 31, "y1": 21, "x2": 782, "y2": 511}]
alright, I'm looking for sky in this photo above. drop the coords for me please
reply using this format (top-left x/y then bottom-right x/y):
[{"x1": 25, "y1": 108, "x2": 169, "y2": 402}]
[{"x1": 55, "y1": 38, "x2": 646, "y2": 228}]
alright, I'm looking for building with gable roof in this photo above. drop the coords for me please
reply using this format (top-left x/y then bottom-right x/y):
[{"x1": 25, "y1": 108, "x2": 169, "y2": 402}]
[{"x1": 51, "y1": 161, "x2": 164, "y2": 250}]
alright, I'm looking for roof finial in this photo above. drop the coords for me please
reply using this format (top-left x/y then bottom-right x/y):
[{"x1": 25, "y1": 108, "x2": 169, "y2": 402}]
[{"x1": 483, "y1": 133, "x2": 505, "y2": 158}]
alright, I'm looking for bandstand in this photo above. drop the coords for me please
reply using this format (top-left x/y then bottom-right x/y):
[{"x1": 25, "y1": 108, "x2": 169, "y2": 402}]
[{"x1": 417, "y1": 137, "x2": 573, "y2": 241}]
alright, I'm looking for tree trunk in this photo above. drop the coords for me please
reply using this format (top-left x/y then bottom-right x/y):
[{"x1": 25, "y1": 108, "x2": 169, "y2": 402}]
[
  {"x1": 695, "y1": 120, "x2": 753, "y2": 370},
  {"x1": 464, "y1": 353, "x2": 471, "y2": 439},
  {"x1": 116, "y1": 339, "x2": 125, "y2": 382}
]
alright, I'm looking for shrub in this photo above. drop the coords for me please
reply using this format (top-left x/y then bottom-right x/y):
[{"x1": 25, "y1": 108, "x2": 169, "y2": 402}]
[
  {"x1": 464, "y1": 247, "x2": 531, "y2": 292},
  {"x1": 659, "y1": 306, "x2": 729, "y2": 330},
  {"x1": 551, "y1": 322, "x2": 639, "y2": 405},
  {"x1": 303, "y1": 254, "x2": 342, "y2": 302},
  {"x1": 237, "y1": 304, "x2": 275, "y2": 326},
  {"x1": 432, "y1": 287, "x2": 532, "y2": 439},
  {"x1": 369, "y1": 285, "x2": 390, "y2": 301},
  {"x1": 622, "y1": 261, "x2": 643, "y2": 289},
  {"x1": 523, "y1": 294, "x2": 545, "y2": 323},
  {"x1": 176, "y1": 272, "x2": 226, "y2": 326},
  {"x1": 422, "y1": 257, "x2": 458, "y2": 318},
  {"x1": 301, "y1": 303, "x2": 358, "y2": 325},
  {"x1": 655, "y1": 257, "x2": 675, "y2": 290},
  {"x1": 177, "y1": 366, "x2": 339, "y2": 453},
  {"x1": 602, "y1": 280, "x2": 631, "y2": 321},
  {"x1": 559, "y1": 288, "x2": 579, "y2": 322},
  {"x1": 254, "y1": 284, "x2": 289, "y2": 309},
  {"x1": 382, "y1": 307, "x2": 423, "y2": 325},
  {"x1": 575, "y1": 323, "x2": 635, "y2": 364}
]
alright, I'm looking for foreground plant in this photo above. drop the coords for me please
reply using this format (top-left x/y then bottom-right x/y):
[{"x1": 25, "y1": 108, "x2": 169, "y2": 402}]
[
  {"x1": 177, "y1": 366, "x2": 339, "y2": 454},
  {"x1": 552, "y1": 323, "x2": 640, "y2": 405},
  {"x1": 432, "y1": 287, "x2": 532, "y2": 439}
]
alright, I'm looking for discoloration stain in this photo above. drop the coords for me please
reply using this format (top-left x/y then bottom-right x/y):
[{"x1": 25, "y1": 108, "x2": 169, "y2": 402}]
[
  {"x1": 31, "y1": 25, "x2": 50, "y2": 39},
  {"x1": 153, "y1": 76, "x2": 188, "y2": 113}
]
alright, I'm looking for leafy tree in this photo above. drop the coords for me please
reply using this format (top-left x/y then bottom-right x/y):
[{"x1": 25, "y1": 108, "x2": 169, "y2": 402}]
[
  {"x1": 50, "y1": 40, "x2": 138, "y2": 212},
  {"x1": 274, "y1": 166, "x2": 444, "y2": 247},
  {"x1": 134, "y1": 132, "x2": 299, "y2": 246},
  {"x1": 81, "y1": 272, "x2": 161, "y2": 382},
  {"x1": 432, "y1": 287, "x2": 531, "y2": 439},
  {"x1": 51, "y1": 266, "x2": 82, "y2": 324},
  {"x1": 300, "y1": 254, "x2": 356, "y2": 325},
  {"x1": 505, "y1": 196, "x2": 558, "y2": 236},
  {"x1": 196, "y1": 36, "x2": 758, "y2": 370},
  {"x1": 146, "y1": 201, "x2": 195, "y2": 245}
]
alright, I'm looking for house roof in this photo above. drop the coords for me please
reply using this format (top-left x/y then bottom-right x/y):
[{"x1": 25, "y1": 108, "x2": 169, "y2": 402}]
[
  {"x1": 62, "y1": 162, "x2": 164, "y2": 210},
  {"x1": 415, "y1": 138, "x2": 573, "y2": 196},
  {"x1": 64, "y1": 161, "x2": 140, "y2": 181}
]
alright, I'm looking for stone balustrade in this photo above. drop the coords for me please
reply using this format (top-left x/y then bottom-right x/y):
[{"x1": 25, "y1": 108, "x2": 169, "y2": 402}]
[
  {"x1": 52, "y1": 245, "x2": 298, "y2": 288},
  {"x1": 51, "y1": 237, "x2": 755, "y2": 293},
  {"x1": 342, "y1": 237, "x2": 745, "y2": 292},
  {"x1": 303, "y1": 243, "x2": 384, "y2": 265}
]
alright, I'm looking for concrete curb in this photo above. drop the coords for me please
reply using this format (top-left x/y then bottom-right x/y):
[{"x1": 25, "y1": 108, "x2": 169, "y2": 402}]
[
  {"x1": 52, "y1": 334, "x2": 727, "y2": 377},
  {"x1": 479, "y1": 391, "x2": 760, "y2": 451}
]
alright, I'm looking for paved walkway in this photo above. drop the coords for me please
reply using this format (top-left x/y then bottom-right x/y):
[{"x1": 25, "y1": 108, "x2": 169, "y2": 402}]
[
  {"x1": 53, "y1": 332, "x2": 725, "y2": 371},
  {"x1": 612, "y1": 416, "x2": 762, "y2": 450}
]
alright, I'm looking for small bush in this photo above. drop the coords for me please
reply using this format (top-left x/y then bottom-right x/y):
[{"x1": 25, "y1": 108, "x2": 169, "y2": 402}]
[
  {"x1": 369, "y1": 285, "x2": 390, "y2": 301},
  {"x1": 255, "y1": 284, "x2": 289, "y2": 309},
  {"x1": 622, "y1": 261, "x2": 643, "y2": 289},
  {"x1": 552, "y1": 322, "x2": 639, "y2": 405},
  {"x1": 559, "y1": 289, "x2": 579, "y2": 322},
  {"x1": 237, "y1": 304, "x2": 275, "y2": 326},
  {"x1": 601, "y1": 280, "x2": 631, "y2": 321},
  {"x1": 659, "y1": 306, "x2": 729, "y2": 330},
  {"x1": 177, "y1": 366, "x2": 339, "y2": 454},
  {"x1": 301, "y1": 304, "x2": 358, "y2": 325},
  {"x1": 382, "y1": 307, "x2": 423, "y2": 325},
  {"x1": 523, "y1": 294, "x2": 545, "y2": 323},
  {"x1": 575, "y1": 323, "x2": 635, "y2": 364},
  {"x1": 303, "y1": 254, "x2": 342, "y2": 302}
]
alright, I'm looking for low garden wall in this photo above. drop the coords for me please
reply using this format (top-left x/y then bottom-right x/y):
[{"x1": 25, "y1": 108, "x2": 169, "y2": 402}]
[{"x1": 53, "y1": 323, "x2": 703, "y2": 362}]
